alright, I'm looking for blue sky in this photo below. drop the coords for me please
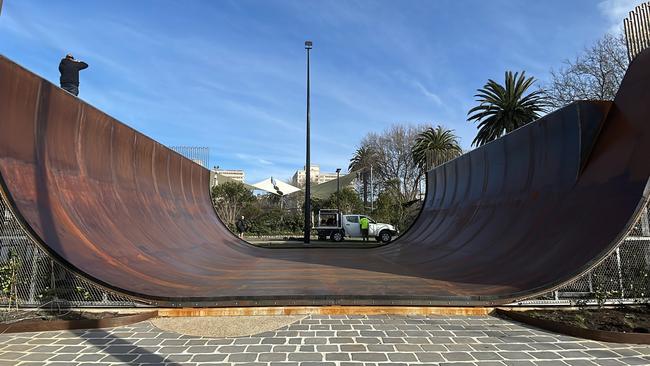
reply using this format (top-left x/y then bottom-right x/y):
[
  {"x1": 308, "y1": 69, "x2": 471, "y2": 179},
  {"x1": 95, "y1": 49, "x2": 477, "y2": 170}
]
[{"x1": 0, "y1": 0, "x2": 643, "y2": 183}]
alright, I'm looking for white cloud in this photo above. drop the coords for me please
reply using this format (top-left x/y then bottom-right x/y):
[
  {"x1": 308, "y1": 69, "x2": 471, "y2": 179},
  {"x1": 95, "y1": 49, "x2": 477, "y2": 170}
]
[
  {"x1": 413, "y1": 81, "x2": 443, "y2": 106},
  {"x1": 392, "y1": 70, "x2": 445, "y2": 108},
  {"x1": 598, "y1": 0, "x2": 646, "y2": 33},
  {"x1": 235, "y1": 153, "x2": 276, "y2": 167},
  {"x1": 0, "y1": 12, "x2": 37, "y2": 40}
]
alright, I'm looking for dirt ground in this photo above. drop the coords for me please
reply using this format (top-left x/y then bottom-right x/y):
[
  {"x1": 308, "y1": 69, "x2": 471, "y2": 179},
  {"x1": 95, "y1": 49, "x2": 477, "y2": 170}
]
[
  {"x1": 151, "y1": 315, "x2": 305, "y2": 337},
  {"x1": 523, "y1": 306, "x2": 650, "y2": 333}
]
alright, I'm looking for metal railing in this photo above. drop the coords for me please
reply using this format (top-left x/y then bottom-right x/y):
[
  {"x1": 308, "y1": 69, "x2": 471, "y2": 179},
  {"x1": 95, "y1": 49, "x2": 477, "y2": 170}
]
[{"x1": 169, "y1": 146, "x2": 210, "y2": 169}]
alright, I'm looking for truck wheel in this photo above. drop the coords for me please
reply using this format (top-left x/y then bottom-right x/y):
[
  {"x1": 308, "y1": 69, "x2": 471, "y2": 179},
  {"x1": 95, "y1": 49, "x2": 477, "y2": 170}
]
[
  {"x1": 379, "y1": 230, "x2": 392, "y2": 243},
  {"x1": 331, "y1": 231, "x2": 344, "y2": 242}
]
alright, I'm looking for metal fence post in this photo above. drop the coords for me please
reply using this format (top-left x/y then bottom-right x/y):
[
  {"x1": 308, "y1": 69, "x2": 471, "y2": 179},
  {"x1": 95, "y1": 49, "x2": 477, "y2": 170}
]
[
  {"x1": 50, "y1": 258, "x2": 56, "y2": 309},
  {"x1": 641, "y1": 206, "x2": 650, "y2": 236},
  {"x1": 616, "y1": 247, "x2": 624, "y2": 298},
  {"x1": 28, "y1": 246, "x2": 40, "y2": 305}
]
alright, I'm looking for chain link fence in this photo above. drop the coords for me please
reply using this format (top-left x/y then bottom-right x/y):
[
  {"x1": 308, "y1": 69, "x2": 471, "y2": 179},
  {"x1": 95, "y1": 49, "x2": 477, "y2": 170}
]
[
  {"x1": 518, "y1": 204, "x2": 650, "y2": 305},
  {"x1": 0, "y1": 191, "x2": 649, "y2": 307},
  {"x1": 0, "y1": 199, "x2": 138, "y2": 307}
]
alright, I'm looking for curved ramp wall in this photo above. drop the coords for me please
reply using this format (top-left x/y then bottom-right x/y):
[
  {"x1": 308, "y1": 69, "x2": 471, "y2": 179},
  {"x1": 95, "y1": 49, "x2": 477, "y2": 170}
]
[{"x1": 0, "y1": 51, "x2": 649, "y2": 306}]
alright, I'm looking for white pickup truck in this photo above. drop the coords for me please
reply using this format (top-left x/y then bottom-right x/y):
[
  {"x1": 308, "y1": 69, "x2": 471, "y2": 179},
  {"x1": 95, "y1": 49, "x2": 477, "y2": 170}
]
[{"x1": 314, "y1": 209, "x2": 398, "y2": 243}]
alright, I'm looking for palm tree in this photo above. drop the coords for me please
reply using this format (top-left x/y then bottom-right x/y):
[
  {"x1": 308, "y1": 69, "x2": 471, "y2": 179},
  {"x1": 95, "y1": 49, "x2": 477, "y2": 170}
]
[
  {"x1": 349, "y1": 145, "x2": 376, "y2": 210},
  {"x1": 412, "y1": 126, "x2": 463, "y2": 172},
  {"x1": 467, "y1": 71, "x2": 547, "y2": 147}
]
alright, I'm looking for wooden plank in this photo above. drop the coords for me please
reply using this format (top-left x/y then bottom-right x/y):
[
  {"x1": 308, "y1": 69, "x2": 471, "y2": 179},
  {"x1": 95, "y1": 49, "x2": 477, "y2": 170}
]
[{"x1": 157, "y1": 306, "x2": 493, "y2": 317}]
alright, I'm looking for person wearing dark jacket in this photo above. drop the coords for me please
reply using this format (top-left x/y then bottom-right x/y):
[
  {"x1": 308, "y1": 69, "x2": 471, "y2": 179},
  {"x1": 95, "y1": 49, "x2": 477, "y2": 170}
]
[
  {"x1": 58, "y1": 54, "x2": 88, "y2": 96},
  {"x1": 236, "y1": 215, "x2": 248, "y2": 239}
]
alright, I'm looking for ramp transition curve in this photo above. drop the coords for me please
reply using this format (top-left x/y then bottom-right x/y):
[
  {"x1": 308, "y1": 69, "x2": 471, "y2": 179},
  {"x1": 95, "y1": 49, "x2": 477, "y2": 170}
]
[{"x1": 0, "y1": 51, "x2": 649, "y2": 307}]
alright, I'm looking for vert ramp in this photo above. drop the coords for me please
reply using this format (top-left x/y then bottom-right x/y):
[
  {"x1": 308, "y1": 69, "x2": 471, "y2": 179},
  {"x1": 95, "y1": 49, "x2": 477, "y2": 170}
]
[{"x1": 0, "y1": 50, "x2": 649, "y2": 306}]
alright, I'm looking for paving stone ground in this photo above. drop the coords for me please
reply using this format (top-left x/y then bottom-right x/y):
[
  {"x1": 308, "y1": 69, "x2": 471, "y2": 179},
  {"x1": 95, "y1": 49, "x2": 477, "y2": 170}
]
[{"x1": 0, "y1": 314, "x2": 649, "y2": 366}]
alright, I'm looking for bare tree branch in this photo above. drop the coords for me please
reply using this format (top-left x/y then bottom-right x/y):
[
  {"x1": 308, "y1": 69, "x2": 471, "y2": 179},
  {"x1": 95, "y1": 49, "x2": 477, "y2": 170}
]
[{"x1": 545, "y1": 33, "x2": 629, "y2": 109}]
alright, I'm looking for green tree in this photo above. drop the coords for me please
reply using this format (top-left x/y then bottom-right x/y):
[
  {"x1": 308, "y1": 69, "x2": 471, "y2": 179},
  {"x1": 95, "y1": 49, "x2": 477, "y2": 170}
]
[
  {"x1": 0, "y1": 250, "x2": 21, "y2": 310},
  {"x1": 468, "y1": 71, "x2": 547, "y2": 147},
  {"x1": 348, "y1": 145, "x2": 377, "y2": 210},
  {"x1": 311, "y1": 187, "x2": 364, "y2": 217},
  {"x1": 361, "y1": 124, "x2": 426, "y2": 202},
  {"x1": 328, "y1": 187, "x2": 364, "y2": 214},
  {"x1": 412, "y1": 126, "x2": 463, "y2": 172},
  {"x1": 372, "y1": 179, "x2": 406, "y2": 230},
  {"x1": 211, "y1": 181, "x2": 256, "y2": 228}
]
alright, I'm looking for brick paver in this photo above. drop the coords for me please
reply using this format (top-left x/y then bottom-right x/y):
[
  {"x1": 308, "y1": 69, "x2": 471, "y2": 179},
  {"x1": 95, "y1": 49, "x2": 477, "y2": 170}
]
[{"x1": 0, "y1": 314, "x2": 649, "y2": 365}]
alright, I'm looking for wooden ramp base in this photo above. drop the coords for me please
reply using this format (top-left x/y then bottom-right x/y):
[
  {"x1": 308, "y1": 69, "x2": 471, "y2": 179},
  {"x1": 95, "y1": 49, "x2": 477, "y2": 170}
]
[{"x1": 157, "y1": 306, "x2": 494, "y2": 317}]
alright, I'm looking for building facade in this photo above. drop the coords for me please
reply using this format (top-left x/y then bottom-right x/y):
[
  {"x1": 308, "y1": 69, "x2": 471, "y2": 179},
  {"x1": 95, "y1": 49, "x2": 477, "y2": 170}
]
[
  {"x1": 210, "y1": 168, "x2": 245, "y2": 188},
  {"x1": 316, "y1": 172, "x2": 338, "y2": 184},
  {"x1": 291, "y1": 165, "x2": 339, "y2": 187},
  {"x1": 215, "y1": 169, "x2": 245, "y2": 182}
]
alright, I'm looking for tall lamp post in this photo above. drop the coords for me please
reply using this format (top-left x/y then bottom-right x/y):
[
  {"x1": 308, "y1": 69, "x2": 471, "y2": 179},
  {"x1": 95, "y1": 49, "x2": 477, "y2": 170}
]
[
  {"x1": 336, "y1": 168, "x2": 341, "y2": 213},
  {"x1": 303, "y1": 40, "x2": 313, "y2": 244}
]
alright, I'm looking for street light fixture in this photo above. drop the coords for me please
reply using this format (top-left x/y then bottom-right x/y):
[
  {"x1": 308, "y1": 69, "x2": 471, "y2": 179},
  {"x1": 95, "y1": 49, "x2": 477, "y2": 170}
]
[{"x1": 303, "y1": 40, "x2": 313, "y2": 244}]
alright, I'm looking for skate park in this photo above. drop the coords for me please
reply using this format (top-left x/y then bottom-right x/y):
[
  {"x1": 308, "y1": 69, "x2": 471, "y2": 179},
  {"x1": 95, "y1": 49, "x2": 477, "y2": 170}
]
[
  {"x1": 2, "y1": 2, "x2": 650, "y2": 365},
  {"x1": 1, "y1": 30, "x2": 650, "y2": 308}
]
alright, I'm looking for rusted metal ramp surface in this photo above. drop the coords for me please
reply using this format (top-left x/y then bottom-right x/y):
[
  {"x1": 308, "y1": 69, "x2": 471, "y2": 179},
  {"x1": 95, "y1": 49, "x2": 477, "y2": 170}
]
[{"x1": 1, "y1": 51, "x2": 649, "y2": 307}]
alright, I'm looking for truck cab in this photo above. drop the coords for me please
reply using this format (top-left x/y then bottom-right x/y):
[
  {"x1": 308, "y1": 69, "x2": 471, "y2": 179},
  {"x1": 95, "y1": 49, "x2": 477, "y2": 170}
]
[{"x1": 314, "y1": 209, "x2": 398, "y2": 243}]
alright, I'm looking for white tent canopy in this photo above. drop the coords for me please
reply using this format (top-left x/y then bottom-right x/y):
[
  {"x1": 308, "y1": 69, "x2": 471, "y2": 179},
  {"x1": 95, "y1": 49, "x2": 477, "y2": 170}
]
[
  {"x1": 251, "y1": 177, "x2": 301, "y2": 196},
  {"x1": 251, "y1": 171, "x2": 359, "y2": 198},
  {"x1": 308, "y1": 171, "x2": 358, "y2": 200}
]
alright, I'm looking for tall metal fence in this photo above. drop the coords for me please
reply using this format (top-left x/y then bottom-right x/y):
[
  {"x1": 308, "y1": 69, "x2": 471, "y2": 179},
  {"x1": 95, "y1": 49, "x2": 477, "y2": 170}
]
[
  {"x1": 624, "y1": 2, "x2": 650, "y2": 62},
  {"x1": 0, "y1": 199, "x2": 137, "y2": 307},
  {"x1": 169, "y1": 146, "x2": 210, "y2": 169},
  {"x1": 0, "y1": 190, "x2": 649, "y2": 307},
  {"x1": 521, "y1": 204, "x2": 650, "y2": 305}
]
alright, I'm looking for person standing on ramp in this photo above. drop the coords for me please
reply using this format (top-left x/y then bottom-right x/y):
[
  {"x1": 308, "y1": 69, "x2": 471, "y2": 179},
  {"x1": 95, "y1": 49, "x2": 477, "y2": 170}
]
[
  {"x1": 58, "y1": 54, "x2": 88, "y2": 96},
  {"x1": 236, "y1": 215, "x2": 248, "y2": 239},
  {"x1": 360, "y1": 216, "x2": 370, "y2": 242}
]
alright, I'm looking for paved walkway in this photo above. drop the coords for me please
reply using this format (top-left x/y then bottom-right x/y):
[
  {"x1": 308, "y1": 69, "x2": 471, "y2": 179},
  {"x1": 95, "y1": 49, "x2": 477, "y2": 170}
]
[{"x1": 0, "y1": 314, "x2": 649, "y2": 366}]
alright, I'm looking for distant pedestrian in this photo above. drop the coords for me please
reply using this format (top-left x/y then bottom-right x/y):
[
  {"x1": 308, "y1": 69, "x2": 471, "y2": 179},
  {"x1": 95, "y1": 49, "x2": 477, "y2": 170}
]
[
  {"x1": 360, "y1": 216, "x2": 370, "y2": 242},
  {"x1": 236, "y1": 215, "x2": 248, "y2": 239},
  {"x1": 58, "y1": 54, "x2": 88, "y2": 96}
]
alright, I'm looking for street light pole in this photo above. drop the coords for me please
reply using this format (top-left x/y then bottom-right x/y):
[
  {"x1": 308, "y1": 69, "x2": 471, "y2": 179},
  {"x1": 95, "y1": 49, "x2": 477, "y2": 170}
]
[
  {"x1": 304, "y1": 40, "x2": 313, "y2": 244},
  {"x1": 370, "y1": 165, "x2": 373, "y2": 211},
  {"x1": 336, "y1": 168, "x2": 341, "y2": 213}
]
